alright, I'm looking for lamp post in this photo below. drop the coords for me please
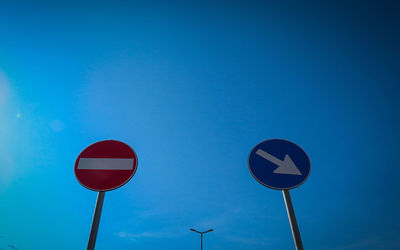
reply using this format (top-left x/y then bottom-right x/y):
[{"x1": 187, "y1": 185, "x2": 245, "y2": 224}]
[{"x1": 190, "y1": 228, "x2": 213, "y2": 250}]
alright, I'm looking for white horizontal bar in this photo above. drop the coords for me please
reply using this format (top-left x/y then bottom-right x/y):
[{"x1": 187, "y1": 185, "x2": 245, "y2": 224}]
[{"x1": 77, "y1": 158, "x2": 134, "y2": 170}]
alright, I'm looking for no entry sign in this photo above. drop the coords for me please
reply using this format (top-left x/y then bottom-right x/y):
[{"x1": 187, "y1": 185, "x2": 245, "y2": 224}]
[
  {"x1": 74, "y1": 140, "x2": 138, "y2": 191},
  {"x1": 75, "y1": 139, "x2": 138, "y2": 250}
]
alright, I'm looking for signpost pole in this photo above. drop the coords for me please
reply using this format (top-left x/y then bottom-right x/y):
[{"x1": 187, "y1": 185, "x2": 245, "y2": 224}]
[
  {"x1": 75, "y1": 140, "x2": 138, "y2": 250},
  {"x1": 200, "y1": 233, "x2": 203, "y2": 250},
  {"x1": 282, "y1": 189, "x2": 303, "y2": 250},
  {"x1": 87, "y1": 191, "x2": 105, "y2": 250}
]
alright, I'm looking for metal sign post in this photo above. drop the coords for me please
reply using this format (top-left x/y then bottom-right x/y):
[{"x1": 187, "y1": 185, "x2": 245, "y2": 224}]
[
  {"x1": 282, "y1": 190, "x2": 303, "y2": 250},
  {"x1": 75, "y1": 140, "x2": 138, "y2": 250},
  {"x1": 248, "y1": 139, "x2": 311, "y2": 249},
  {"x1": 201, "y1": 233, "x2": 203, "y2": 250},
  {"x1": 87, "y1": 191, "x2": 105, "y2": 250}
]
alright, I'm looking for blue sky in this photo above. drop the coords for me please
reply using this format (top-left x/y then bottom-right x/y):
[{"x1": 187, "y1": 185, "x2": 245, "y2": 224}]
[{"x1": 1, "y1": 1, "x2": 400, "y2": 249}]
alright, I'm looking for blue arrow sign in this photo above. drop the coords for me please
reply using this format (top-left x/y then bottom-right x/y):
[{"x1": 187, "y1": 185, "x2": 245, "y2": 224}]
[{"x1": 248, "y1": 139, "x2": 311, "y2": 190}]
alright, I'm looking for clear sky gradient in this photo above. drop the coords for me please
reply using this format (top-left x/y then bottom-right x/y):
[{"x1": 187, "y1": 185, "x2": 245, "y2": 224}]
[{"x1": 1, "y1": 1, "x2": 400, "y2": 249}]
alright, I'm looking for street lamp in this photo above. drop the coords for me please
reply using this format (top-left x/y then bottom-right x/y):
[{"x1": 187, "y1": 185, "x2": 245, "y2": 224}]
[{"x1": 190, "y1": 228, "x2": 214, "y2": 250}]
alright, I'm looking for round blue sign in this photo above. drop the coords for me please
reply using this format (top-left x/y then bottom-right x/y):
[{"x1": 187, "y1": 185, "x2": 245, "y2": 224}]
[{"x1": 248, "y1": 139, "x2": 311, "y2": 190}]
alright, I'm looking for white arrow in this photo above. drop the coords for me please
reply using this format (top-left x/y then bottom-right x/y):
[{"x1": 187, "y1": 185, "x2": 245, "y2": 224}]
[{"x1": 255, "y1": 149, "x2": 302, "y2": 175}]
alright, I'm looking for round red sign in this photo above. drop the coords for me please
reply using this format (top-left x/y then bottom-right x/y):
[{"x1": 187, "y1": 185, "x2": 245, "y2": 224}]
[{"x1": 74, "y1": 140, "x2": 138, "y2": 191}]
